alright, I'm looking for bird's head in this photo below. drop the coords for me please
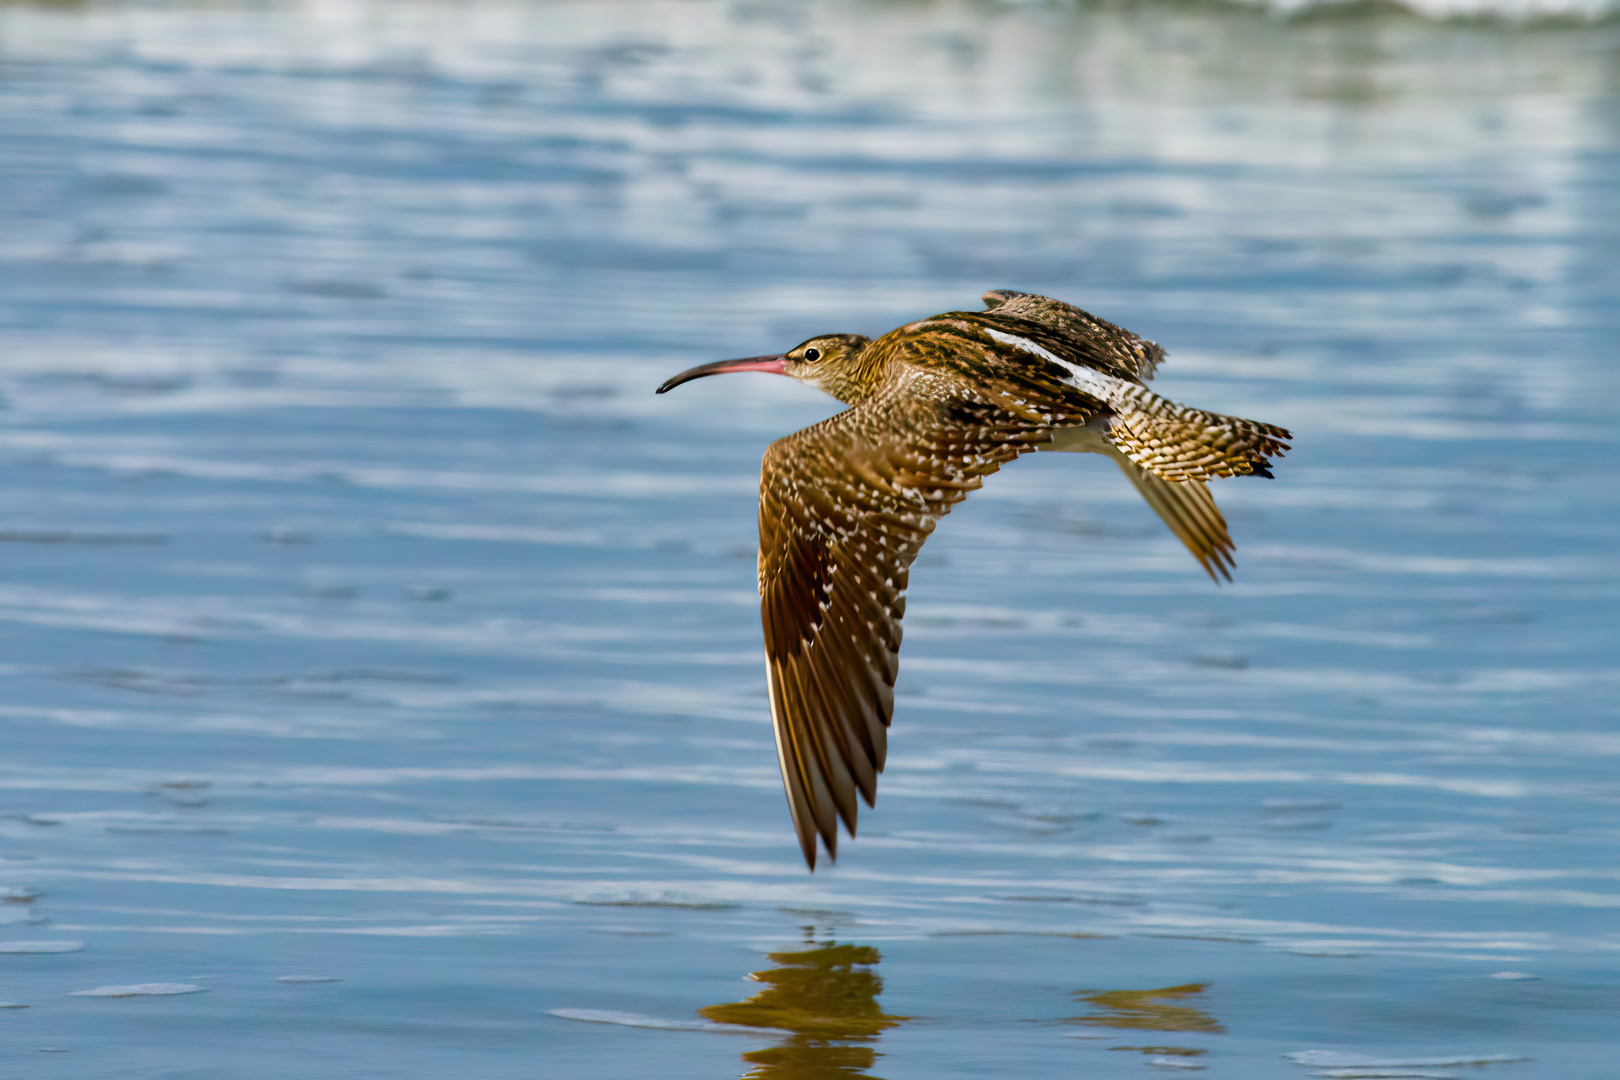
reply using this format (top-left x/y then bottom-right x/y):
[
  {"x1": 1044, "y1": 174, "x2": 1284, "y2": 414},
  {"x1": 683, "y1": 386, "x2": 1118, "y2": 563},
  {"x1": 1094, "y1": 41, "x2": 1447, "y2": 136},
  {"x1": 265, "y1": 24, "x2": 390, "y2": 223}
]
[{"x1": 656, "y1": 334, "x2": 875, "y2": 404}]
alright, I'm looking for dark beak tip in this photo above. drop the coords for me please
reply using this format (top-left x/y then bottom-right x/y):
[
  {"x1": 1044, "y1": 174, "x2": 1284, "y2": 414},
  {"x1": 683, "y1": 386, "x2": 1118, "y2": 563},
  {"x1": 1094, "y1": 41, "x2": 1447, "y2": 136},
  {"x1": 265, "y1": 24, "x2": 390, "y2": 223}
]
[{"x1": 654, "y1": 355, "x2": 787, "y2": 397}]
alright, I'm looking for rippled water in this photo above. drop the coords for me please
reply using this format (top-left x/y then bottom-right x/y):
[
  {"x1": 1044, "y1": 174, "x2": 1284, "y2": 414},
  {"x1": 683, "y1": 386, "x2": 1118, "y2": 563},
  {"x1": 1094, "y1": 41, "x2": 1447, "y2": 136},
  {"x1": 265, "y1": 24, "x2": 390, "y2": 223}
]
[{"x1": 1, "y1": 2, "x2": 1617, "y2": 1077}]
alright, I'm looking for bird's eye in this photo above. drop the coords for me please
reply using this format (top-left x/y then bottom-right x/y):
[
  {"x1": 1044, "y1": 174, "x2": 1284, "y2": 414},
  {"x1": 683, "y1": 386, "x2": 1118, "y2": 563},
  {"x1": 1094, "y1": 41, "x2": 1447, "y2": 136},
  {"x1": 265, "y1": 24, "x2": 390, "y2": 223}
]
[{"x1": 802, "y1": 347, "x2": 821, "y2": 362}]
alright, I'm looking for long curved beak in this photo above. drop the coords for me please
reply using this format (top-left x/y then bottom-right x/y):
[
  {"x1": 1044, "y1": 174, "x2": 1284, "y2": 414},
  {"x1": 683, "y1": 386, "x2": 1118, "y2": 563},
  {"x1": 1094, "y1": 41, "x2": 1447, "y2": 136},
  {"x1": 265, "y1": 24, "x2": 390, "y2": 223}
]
[{"x1": 655, "y1": 355, "x2": 788, "y2": 394}]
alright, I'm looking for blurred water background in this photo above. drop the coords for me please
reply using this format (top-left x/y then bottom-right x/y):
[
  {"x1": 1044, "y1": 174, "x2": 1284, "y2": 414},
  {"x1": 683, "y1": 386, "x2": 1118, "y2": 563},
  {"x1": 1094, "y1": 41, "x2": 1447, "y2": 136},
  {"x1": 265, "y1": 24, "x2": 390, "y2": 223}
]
[{"x1": 1, "y1": 0, "x2": 1618, "y2": 1076}]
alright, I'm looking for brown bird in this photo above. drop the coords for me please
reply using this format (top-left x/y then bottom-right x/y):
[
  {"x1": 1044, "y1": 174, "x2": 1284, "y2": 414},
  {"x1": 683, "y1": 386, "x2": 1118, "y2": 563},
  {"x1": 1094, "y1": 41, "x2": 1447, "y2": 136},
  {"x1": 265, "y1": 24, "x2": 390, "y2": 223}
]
[{"x1": 657, "y1": 290, "x2": 1291, "y2": 869}]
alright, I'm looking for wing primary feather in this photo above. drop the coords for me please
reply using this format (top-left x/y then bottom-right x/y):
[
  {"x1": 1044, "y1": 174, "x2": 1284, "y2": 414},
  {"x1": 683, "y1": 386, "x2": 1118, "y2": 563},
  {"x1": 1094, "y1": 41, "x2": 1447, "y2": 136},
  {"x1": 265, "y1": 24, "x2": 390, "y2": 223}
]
[
  {"x1": 804, "y1": 638, "x2": 865, "y2": 830},
  {"x1": 779, "y1": 655, "x2": 842, "y2": 855},
  {"x1": 811, "y1": 610, "x2": 881, "y2": 807},
  {"x1": 767, "y1": 660, "x2": 820, "y2": 870}
]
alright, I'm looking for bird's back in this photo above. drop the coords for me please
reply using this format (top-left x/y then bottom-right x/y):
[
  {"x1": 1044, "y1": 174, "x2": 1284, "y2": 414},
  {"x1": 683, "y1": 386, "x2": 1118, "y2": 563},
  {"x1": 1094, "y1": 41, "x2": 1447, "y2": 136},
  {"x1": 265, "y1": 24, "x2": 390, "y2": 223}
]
[{"x1": 863, "y1": 300, "x2": 1288, "y2": 485}]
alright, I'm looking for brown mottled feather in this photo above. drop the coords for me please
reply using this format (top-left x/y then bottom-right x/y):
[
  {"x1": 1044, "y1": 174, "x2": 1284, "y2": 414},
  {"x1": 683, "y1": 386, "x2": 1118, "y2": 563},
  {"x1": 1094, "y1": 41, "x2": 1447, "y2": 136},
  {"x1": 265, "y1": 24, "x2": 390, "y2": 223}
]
[
  {"x1": 1113, "y1": 463, "x2": 1235, "y2": 582},
  {"x1": 977, "y1": 290, "x2": 1289, "y2": 481},
  {"x1": 982, "y1": 288, "x2": 1164, "y2": 382},
  {"x1": 744, "y1": 296, "x2": 1290, "y2": 868},
  {"x1": 1106, "y1": 385, "x2": 1292, "y2": 482}
]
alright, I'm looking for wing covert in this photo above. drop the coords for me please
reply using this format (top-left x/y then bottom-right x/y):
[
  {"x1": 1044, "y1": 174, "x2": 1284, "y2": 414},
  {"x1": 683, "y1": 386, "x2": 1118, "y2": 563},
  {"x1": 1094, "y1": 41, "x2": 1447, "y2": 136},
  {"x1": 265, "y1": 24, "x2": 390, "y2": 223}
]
[{"x1": 981, "y1": 288, "x2": 1165, "y2": 382}]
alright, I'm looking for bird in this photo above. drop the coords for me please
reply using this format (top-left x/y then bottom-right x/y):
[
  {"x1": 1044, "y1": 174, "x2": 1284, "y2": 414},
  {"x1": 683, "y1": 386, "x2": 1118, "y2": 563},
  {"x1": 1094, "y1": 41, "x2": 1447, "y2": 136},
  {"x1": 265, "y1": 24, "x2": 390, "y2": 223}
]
[{"x1": 656, "y1": 290, "x2": 1291, "y2": 870}]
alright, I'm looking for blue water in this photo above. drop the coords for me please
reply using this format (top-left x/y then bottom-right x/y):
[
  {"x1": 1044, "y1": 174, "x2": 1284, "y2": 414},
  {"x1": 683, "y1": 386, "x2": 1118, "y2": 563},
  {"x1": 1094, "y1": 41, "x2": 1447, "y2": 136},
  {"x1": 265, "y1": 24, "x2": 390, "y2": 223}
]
[{"x1": 1, "y1": 2, "x2": 1617, "y2": 1077}]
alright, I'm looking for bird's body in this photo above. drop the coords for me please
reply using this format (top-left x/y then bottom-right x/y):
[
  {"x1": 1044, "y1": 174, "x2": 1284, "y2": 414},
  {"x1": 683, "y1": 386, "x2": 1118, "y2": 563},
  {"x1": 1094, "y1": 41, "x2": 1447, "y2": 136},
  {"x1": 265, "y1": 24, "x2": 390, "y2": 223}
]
[{"x1": 657, "y1": 291, "x2": 1290, "y2": 869}]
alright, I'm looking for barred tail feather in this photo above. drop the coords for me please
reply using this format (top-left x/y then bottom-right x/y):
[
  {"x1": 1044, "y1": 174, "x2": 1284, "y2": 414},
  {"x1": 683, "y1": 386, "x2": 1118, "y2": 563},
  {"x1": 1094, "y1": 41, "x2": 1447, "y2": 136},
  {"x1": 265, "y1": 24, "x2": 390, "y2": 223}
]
[{"x1": 1107, "y1": 385, "x2": 1291, "y2": 482}]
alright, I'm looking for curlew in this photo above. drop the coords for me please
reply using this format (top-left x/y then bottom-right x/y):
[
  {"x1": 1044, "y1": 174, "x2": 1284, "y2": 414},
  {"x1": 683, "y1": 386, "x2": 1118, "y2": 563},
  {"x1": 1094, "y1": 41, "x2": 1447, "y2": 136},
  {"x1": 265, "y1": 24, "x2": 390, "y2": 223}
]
[{"x1": 657, "y1": 291, "x2": 1291, "y2": 869}]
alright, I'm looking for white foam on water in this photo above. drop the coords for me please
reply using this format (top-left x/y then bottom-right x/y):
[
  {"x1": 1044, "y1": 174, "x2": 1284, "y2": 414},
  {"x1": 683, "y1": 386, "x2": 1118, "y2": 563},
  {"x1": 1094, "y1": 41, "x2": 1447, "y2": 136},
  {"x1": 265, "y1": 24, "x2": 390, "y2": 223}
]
[
  {"x1": 1308, "y1": 1070, "x2": 1462, "y2": 1079},
  {"x1": 1149, "y1": 1058, "x2": 1209, "y2": 1070},
  {"x1": 546, "y1": 1008, "x2": 781, "y2": 1034},
  {"x1": 1488, "y1": 971, "x2": 1541, "y2": 980},
  {"x1": 68, "y1": 983, "x2": 207, "y2": 997},
  {"x1": 0, "y1": 941, "x2": 83, "y2": 954}
]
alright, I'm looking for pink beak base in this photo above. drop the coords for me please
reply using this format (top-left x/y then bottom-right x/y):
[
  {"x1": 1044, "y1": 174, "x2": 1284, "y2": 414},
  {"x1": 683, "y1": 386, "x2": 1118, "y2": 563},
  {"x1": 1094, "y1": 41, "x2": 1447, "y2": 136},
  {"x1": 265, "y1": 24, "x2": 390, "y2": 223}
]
[{"x1": 655, "y1": 355, "x2": 789, "y2": 394}]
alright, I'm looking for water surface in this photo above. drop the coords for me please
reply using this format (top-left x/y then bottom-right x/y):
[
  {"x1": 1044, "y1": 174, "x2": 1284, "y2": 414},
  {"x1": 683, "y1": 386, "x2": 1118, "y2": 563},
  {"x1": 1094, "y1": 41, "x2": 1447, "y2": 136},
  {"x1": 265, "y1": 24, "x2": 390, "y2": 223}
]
[{"x1": 1, "y1": 2, "x2": 1617, "y2": 1077}]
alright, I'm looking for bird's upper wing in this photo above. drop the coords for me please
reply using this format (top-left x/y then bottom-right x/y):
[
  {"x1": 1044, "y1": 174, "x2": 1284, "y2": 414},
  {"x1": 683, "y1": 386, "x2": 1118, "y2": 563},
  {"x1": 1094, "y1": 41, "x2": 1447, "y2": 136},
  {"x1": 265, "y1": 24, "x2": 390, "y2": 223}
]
[
  {"x1": 980, "y1": 289, "x2": 1165, "y2": 382},
  {"x1": 947, "y1": 310, "x2": 1291, "y2": 483},
  {"x1": 758, "y1": 383, "x2": 1070, "y2": 868}
]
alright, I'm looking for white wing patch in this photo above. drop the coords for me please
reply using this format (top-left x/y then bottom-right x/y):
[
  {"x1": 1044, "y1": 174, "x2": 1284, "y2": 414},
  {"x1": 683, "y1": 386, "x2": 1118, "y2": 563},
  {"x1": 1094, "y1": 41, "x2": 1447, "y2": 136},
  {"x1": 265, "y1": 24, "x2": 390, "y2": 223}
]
[{"x1": 983, "y1": 327, "x2": 1125, "y2": 403}]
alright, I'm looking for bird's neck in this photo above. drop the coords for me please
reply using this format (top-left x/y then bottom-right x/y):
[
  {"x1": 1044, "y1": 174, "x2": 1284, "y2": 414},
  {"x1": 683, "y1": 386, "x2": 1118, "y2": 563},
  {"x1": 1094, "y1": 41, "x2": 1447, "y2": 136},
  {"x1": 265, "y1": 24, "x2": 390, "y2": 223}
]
[{"x1": 815, "y1": 348, "x2": 890, "y2": 406}]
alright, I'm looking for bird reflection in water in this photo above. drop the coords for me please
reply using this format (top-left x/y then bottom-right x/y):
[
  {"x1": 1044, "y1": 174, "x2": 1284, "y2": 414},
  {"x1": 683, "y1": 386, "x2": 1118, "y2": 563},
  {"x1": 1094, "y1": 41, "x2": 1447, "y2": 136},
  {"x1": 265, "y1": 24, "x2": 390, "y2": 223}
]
[
  {"x1": 1064, "y1": 982, "x2": 1223, "y2": 1062},
  {"x1": 699, "y1": 938, "x2": 907, "y2": 1079}
]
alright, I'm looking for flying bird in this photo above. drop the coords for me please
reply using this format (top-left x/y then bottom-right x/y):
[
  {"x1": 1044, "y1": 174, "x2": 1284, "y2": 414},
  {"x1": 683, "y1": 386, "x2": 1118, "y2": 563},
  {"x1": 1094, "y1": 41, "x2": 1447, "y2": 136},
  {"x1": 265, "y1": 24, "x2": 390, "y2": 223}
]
[{"x1": 656, "y1": 291, "x2": 1291, "y2": 869}]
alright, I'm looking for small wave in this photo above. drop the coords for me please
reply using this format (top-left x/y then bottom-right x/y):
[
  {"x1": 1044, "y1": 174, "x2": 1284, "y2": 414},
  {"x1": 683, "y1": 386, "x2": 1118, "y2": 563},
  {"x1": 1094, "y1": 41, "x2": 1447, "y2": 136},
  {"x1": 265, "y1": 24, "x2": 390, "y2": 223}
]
[
  {"x1": 575, "y1": 893, "x2": 738, "y2": 910},
  {"x1": 547, "y1": 1008, "x2": 777, "y2": 1034},
  {"x1": 68, "y1": 983, "x2": 207, "y2": 997},
  {"x1": 1287, "y1": 1050, "x2": 1530, "y2": 1067},
  {"x1": 0, "y1": 530, "x2": 166, "y2": 545},
  {"x1": 0, "y1": 941, "x2": 83, "y2": 954},
  {"x1": 1306, "y1": 1070, "x2": 1462, "y2": 1079}
]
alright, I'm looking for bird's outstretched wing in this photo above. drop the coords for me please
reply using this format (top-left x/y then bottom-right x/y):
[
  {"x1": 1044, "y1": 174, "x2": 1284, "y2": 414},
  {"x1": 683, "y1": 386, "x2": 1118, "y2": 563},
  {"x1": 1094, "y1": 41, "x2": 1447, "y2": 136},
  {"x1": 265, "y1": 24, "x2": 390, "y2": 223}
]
[{"x1": 757, "y1": 388, "x2": 1069, "y2": 869}]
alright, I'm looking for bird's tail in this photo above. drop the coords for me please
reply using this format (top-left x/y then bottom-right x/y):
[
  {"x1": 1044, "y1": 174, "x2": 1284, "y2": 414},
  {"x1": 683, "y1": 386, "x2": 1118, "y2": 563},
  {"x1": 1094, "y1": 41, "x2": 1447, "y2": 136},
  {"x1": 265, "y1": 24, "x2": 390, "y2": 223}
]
[{"x1": 1106, "y1": 385, "x2": 1291, "y2": 482}]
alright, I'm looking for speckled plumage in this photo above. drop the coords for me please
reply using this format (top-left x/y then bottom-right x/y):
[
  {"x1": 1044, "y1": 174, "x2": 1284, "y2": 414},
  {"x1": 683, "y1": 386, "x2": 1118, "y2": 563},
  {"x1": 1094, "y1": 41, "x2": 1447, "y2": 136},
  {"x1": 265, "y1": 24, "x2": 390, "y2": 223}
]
[{"x1": 658, "y1": 290, "x2": 1291, "y2": 869}]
